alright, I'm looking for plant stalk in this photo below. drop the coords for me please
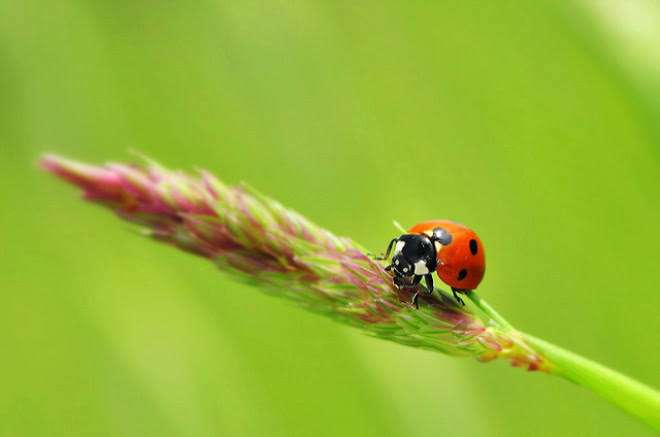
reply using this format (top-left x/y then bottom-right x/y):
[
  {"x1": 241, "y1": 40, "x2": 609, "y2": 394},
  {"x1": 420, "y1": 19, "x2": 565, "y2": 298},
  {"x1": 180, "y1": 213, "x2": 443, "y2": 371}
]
[
  {"x1": 521, "y1": 333, "x2": 660, "y2": 429},
  {"x1": 467, "y1": 291, "x2": 514, "y2": 331},
  {"x1": 468, "y1": 292, "x2": 660, "y2": 429}
]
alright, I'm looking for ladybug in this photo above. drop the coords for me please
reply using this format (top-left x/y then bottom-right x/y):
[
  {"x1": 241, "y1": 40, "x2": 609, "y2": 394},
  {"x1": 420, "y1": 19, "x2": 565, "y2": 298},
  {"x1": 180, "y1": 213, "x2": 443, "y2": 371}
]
[{"x1": 377, "y1": 220, "x2": 485, "y2": 307}]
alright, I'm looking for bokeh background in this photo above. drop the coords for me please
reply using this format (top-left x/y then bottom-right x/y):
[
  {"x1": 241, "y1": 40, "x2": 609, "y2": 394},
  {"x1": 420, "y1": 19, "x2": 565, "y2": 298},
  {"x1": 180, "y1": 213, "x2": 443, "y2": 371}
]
[{"x1": 1, "y1": 1, "x2": 659, "y2": 436}]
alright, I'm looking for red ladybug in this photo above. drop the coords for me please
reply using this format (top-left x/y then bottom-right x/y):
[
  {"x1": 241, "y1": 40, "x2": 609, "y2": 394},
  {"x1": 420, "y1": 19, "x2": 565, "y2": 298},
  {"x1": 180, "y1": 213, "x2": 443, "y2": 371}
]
[{"x1": 377, "y1": 220, "x2": 485, "y2": 306}]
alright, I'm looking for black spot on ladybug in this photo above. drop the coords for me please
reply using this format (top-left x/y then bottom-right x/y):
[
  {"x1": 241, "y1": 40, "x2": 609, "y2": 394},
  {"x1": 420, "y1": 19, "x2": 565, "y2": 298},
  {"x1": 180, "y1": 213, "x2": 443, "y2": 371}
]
[
  {"x1": 457, "y1": 269, "x2": 468, "y2": 281},
  {"x1": 469, "y1": 239, "x2": 478, "y2": 255}
]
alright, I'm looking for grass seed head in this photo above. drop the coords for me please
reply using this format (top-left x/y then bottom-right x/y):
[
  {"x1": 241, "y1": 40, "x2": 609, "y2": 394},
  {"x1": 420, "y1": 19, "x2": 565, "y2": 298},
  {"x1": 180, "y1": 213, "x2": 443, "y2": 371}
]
[{"x1": 41, "y1": 154, "x2": 549, "y2": 371}]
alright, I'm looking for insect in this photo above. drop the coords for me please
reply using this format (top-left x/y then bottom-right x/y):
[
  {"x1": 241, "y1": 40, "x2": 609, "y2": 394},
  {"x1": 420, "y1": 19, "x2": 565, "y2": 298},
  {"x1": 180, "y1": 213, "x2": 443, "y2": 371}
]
[{"x1": 377, "y1": 220, "x2": 485, "y2": 307}]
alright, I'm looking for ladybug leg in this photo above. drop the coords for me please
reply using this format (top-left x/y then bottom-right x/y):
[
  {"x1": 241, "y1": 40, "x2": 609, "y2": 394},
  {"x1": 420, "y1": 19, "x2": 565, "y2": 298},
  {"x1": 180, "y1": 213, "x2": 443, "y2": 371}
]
[
  {"x1": 411, "y1": 294, "x2": 420, "y2": 309},
  {"x1": 410, "y1": 275, "x2": 423, "y2": 308},
  {"x1": 373, "y1": 238, "x2": 397, "y2": 261},
  {"x1": 424, "y1": 274, "x2": 434, "y2": 295},
  {"x1": 451, "y1": 288, "x2": 466, "y2": 306},
  {"x1": 411, "y1": 274, "x2": 435, "y2": 309}
]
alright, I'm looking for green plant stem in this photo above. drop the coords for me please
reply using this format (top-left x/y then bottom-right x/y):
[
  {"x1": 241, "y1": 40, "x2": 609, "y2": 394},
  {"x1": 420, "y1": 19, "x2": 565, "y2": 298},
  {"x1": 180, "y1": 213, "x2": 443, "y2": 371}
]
[
  {"x1": 468, "y1": 292, "x2": 660, "y2": 429},
  {"x1": 521, "y1": 333, "x2": 660, "y2": 429},
  {"x1": 467, "y1": 291, "x2": 514, "y2": 331}
]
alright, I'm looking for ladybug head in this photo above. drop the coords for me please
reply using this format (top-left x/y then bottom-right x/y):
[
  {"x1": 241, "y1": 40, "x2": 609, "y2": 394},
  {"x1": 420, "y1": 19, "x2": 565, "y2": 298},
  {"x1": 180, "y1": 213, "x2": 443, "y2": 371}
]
[
  {"x1": 391, "y1": 253, "x2": 415, "y2": 277},
  {"x1": 391, "y1": 234, "x2": 436, "y2": 277},
  {"x1": 436, "y1": 233, "x2": 485, "y2": 291}
]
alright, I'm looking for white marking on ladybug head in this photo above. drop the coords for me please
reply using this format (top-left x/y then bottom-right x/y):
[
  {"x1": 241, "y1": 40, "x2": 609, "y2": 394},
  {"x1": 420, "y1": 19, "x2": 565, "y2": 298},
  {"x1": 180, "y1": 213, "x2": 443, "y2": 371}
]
[
  {"x1": 414, "y1": 260, "x2": 429, "y2": 275},
  {"x1": 394, "y1": 240, "x2": 405, "y2": 254},
  {"x1": 394, "y1": 259, "x2": 400, "y2": 265},
  {"x1": 402, "y1": 266, "x2": 409, "y2": 273}
]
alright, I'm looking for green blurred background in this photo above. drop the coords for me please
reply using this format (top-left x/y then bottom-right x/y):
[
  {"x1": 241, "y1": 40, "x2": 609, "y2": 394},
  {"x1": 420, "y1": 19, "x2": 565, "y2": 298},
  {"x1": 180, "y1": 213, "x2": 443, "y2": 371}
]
[{"x1": 1, "y1": 1, "x2": 659, "y2": 436}]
